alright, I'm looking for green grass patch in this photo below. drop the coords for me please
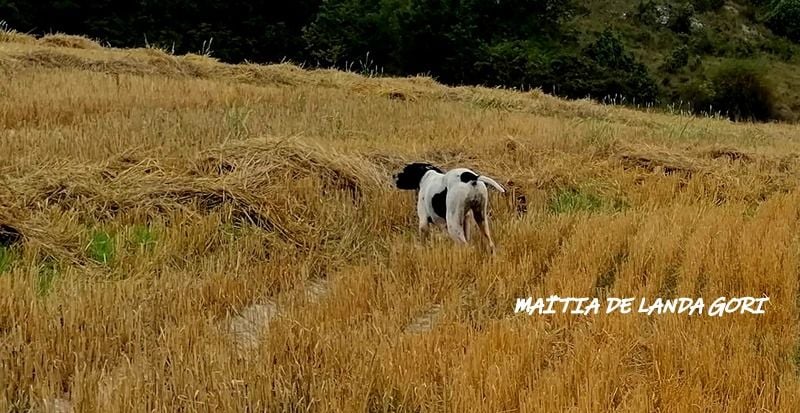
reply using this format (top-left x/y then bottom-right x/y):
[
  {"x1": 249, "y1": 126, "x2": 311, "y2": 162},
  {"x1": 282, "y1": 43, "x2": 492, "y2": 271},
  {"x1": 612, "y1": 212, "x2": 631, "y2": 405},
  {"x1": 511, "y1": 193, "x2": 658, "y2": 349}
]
[
  {"x1": 36, "y1": 259, "x2": 59, "y2": 296},
  {"x1": 0, "y1": 247, "x2": 14, "y2": 273},
  {"x1": 87, "y1": 229, "x2": 115, "y2": 265},
  {"x1": 131, "y1": 224, "x2": 157, "y2": 251},
  {"x1": 549, "y1": 188, "x2": 603, "y2": 214},
  {"x1": 548, "y1": 187, "x2": 629, "y2": 214},
  {"x1": 222, "y1": 222, "x2": 249, "y2": 241}
]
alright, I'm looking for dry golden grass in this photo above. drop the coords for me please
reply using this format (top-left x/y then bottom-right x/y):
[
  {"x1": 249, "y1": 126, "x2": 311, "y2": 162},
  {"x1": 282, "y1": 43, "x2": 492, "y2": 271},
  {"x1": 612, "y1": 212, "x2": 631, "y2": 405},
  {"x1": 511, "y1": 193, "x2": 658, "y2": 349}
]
[
  {"x1": 2, "y1": 35, "x2": 800, "y2": 412},
  {"x1": 37, "y1": 34, "x2": 103, "y2": 50}
]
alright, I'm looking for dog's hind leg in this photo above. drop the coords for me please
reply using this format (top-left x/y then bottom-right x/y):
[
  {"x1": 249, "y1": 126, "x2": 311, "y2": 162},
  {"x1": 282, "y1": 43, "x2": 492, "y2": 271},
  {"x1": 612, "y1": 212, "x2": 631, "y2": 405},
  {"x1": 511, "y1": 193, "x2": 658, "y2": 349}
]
[
  {"x1": 472, "y1": 202, "x2": 496, "y2": 255},
  {"x1": 476, "y1": 220, "x2": 495, "y2": 255},
  {"x1": 461, "y1": 211, "x2": 471, "y2": 242}
]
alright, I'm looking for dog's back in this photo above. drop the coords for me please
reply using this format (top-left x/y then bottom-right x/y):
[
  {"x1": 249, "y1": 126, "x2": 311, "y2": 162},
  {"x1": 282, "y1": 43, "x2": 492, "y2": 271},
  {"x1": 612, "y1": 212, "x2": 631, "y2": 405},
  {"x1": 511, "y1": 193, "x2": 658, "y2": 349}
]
[{"x1": 444, "y1": 168, "x2": 505, "y2": 192}]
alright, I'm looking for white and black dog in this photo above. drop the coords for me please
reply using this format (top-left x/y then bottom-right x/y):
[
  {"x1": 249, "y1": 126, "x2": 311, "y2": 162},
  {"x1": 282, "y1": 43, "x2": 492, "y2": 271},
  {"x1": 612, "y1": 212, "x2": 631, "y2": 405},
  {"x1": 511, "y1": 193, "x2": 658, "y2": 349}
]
[{"x1": 393, "y1": 162, "x2": 505, "y2": 254}]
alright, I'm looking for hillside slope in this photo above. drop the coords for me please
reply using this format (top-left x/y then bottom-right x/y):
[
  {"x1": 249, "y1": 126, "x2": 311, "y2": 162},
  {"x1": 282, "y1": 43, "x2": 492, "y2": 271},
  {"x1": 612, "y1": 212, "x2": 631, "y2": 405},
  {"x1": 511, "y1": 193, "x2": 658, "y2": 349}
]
[
  {"x1": 2, "y1": 36, "x2": 800, "y2": 412},
  {"x1": 576, "y1": 0, "x2": 800, "y2": 120},
  {"x1": 4, "y1": 1, "x2": 800, "y2": 121}
]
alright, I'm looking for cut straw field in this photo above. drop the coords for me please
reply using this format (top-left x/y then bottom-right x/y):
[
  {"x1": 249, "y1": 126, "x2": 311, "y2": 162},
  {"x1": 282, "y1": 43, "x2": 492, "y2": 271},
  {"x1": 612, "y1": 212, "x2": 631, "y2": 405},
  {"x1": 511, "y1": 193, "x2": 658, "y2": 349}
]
[{"x1": 4, "y1": 32, "x2": 800, "y2": 412}]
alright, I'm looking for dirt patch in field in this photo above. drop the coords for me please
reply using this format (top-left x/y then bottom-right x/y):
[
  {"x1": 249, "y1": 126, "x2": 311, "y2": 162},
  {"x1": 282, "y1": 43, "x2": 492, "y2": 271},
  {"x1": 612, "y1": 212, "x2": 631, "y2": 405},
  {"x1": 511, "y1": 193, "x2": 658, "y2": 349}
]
[
  {"x1": 39, "y1": 397, "x2": 73, "y2": 413},
  {"x1": 616, "y1": 146, "x2": 704, "y2": 176},
  {"x1": 404, "y1": 304, "x2": 443, "y2": 334},
  {"x1": 702, "y1": 146, "x2": 753, "y2": 162},
  {"x1": 227, "y1": 300, "x2": 280, "y2": 352},
  {"x1": 225, "y1": 276, "x2": 330, "y2": 353},
  {"x1": 303, "y1": 277, "x2": 330, "y2": 303}
]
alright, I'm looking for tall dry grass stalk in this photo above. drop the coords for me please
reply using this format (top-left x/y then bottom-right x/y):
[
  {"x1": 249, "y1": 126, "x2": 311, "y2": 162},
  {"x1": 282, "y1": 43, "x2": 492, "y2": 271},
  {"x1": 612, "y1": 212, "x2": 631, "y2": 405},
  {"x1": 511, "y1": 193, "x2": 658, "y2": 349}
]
[{"x1": 2, "y1": 35, "x2": 800, "y2": 412}]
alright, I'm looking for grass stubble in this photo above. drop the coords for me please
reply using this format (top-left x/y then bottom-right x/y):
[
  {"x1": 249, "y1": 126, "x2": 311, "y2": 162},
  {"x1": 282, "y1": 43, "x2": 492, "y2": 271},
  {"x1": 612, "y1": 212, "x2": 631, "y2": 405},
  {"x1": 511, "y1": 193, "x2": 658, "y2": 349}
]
[{"x1": 2, "y1": 31, "x2": 800, "y2": 412}]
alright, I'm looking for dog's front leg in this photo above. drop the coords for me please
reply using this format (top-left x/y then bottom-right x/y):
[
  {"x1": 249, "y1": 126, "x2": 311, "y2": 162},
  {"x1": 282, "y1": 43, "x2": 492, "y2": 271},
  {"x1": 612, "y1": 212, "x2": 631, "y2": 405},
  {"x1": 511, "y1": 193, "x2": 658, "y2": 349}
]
[
  {"x1": 445, "y1": 195, "x2": 468, "y2": 245},
  {"x1": 446, "y1": 221, "x2": 467, "y2": 244},
  {"x1": 416, "y1": 193, "x2": 432, "y2": 242}
]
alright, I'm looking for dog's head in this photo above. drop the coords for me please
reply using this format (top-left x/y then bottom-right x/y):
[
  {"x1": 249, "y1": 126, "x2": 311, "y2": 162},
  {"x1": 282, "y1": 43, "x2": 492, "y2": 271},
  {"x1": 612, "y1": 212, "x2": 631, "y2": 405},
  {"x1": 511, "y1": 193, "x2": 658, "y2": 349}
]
[{"x1": 393, "y1": 162, "x2": 442, "y2": 190}]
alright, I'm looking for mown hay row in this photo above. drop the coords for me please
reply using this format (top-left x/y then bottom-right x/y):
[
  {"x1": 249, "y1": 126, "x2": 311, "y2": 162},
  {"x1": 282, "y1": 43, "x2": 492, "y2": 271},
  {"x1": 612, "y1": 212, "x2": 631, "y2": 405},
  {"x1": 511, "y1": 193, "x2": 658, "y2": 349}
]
[
  {"x1": 0, "y1": 43, "x2": 642, "y2": 124},
  {"x1": 38, "y1": 34, "x2": 103, "y2": 50},
  {"x1": 0, "y1": 138, "x2": 390, "y2": 262},
  {"x1": 0, "y1": 208, "x2": 87, "y2": 266}
]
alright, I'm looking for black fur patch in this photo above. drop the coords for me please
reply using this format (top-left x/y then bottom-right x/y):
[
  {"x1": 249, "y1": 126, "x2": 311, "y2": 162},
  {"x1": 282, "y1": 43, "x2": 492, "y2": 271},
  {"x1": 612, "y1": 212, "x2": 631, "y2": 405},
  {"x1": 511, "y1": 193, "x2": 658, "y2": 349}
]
[
  {"x1": 431, "y1": 189, "x2": 447, "y2": 219},
  {"x1": 460, "y1": 171, "x2": 479, "y2": 183},
  {"x1": 394, "y1": 162, "x2": 442, "y2": 190},
  {"x1": 472, "y1": 206, "x2": 485, "y2": 223}
]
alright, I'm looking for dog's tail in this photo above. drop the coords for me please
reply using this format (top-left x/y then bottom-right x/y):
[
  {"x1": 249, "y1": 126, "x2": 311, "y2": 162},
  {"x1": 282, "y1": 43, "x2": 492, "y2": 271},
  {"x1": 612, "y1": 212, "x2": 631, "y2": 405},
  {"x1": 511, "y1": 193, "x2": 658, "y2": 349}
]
[{"x1": 477, "y1": 176, "x2": 506, "y2": 193}]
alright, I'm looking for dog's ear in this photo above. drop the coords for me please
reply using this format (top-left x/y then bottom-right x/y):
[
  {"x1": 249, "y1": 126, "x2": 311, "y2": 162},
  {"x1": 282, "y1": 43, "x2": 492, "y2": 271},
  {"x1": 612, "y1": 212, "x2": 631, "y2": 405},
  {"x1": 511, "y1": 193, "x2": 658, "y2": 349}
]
[{"x1": 394, "y1": 162, "x2": 441, "y2": 190}]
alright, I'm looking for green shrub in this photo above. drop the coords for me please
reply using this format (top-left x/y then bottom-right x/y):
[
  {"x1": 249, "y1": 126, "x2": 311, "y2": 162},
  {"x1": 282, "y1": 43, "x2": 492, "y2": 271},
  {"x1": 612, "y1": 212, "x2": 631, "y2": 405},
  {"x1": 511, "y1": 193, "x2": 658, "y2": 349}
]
[
  {"x1": 662, "y1": 45, "x2": 690, "y2": 72},
  {"x1": 708, "y1": 61, "x2": 777, "y2": 121},
  {"x1": 585, "y1": 30, "x2": 637, "y2": 68},
  {"x1": 669, "y1": 3, "x2": 695, "y2": 34},
  {"x1": 679, "y1": 80, "x2": 715, "y2": 114},
  {"x1": 634, "y1": 1, "x2": 664, "y2": 26},
  {"x1": 688, "y1": 55, "x2": 703, "y2": 71},
  {"x1": 634, "y1": 1, "x2": 697, "y2": 33},
  {"x1": 690, "y1": 30, "x2": 716, "y2": 55},
  {"x1": 544, "y1": 30, "x2": 660, "y2": 105},
  {"x1": 720, "y1": 37, "x2": 757, "y2": 58},
  {"x1": 759, "y1": 36, "x2": 796, "y2": 61}
]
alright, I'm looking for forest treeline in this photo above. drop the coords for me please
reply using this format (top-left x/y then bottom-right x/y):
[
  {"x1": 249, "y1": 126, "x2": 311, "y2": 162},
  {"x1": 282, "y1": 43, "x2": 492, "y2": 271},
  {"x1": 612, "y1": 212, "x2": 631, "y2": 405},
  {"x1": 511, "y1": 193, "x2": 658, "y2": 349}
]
[{"x1": 3, "y1": 0, "x2": 800, "y2": 121}]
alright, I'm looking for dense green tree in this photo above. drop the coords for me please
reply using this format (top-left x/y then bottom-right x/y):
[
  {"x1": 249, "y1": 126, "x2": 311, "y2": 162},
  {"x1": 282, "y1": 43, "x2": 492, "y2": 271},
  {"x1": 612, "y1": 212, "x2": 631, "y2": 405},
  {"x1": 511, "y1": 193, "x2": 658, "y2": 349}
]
[
  {"x1": 543, "y1": 31, "x2": 659, "y2": 104},
  {"x1": 765, "y1": 0, "x2": 800, "y2": 43},
  {"x1": 0, "y1": 0, "x2": 323, "y2": 62},
  {"x1": 303, "y1": 0, "x2": 396, "y2": 70},
  {"x1": 662, "y1": 45, "x2": 690, "y2": 73},
  {"x1": 303, "y1": 0, "x2": 577, "y2": 84}
]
